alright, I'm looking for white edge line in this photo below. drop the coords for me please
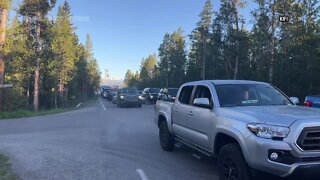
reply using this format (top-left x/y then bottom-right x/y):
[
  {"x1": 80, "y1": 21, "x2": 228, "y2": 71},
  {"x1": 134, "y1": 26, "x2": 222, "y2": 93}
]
[
  {"x1": 136, "y1": 169, "x2": 148, "y2": 180},
  {"x1": 192, "y1": 153, "x2": 201, "y2": 160},
  {"x1": 99, "y1": 99, "x2": 106, "y2": 111},
  {"x1": 75, "y1": 103, "x2": 82, "y2": 108}
]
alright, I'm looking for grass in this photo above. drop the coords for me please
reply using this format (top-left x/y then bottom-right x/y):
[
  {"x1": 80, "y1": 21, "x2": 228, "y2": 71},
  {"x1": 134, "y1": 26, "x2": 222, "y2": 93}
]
[
  {"x1": 0, "y1": 97, "x2": 99, "y2": 120},
  {"x1": 0, "y1": 108, "x2": 72, "y2": 119},
  {"x1": 0, "y1": 154, "x2": 17, "y2": 180}
]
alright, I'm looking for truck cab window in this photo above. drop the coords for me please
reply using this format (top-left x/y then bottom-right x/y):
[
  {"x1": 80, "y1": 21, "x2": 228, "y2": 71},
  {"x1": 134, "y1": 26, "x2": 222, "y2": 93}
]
[
  {"x1": 193, "y1": 86, "x2": 212, "y2": 103},
  {"x1": 178, "y1": 86, "x2": 194, "y2": 105}
]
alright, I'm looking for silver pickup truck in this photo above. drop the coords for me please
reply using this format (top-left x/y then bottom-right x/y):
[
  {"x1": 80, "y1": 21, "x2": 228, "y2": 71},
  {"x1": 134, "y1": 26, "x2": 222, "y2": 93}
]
[{"x1": 154, "y1": 80, "x2": 320, "y2": 180}]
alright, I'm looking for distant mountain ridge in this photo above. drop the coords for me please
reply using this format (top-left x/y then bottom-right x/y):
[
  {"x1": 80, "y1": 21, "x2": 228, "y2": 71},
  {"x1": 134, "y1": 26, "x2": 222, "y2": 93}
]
[{"x1": 101, "y1": 78, "x2": 124, "y2": 87}]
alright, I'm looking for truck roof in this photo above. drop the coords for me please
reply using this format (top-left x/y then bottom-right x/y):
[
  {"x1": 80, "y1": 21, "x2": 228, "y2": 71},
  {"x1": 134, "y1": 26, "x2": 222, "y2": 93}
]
[{"x1": 183, "y1": 80, "x2": 269, "y2": 86}]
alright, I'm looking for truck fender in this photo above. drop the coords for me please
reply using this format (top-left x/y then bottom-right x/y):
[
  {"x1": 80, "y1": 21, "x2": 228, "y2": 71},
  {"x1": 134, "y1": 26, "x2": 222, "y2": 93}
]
[
  {"x1": 214, "y1": 126, "x2": 251, "y2": 165},
  {"x1": 157, "y1": 112, "x2": 173, "y2": 134}
]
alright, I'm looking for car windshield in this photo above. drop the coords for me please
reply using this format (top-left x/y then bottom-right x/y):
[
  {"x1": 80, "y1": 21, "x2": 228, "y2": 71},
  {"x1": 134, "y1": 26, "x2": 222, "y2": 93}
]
[
  {"x1": 215, "y1": 84, "x2": 293, "y2": 107},
  {"x1": 110, "y1": 90, "x2": 117, "y2": 94},
  {"x1": 149, "y1": 88, "x2": 160, "y2": 93},
  {"x1": 167, "y1": 89, "x2": 178, "y2": 96}
]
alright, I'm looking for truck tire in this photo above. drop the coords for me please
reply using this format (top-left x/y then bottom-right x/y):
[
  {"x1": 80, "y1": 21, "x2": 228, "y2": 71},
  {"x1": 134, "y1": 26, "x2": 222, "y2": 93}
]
[
  {"x1": 159, "y1": 121, "x2": 174, "y2": 151},
  {"x1": 217, "y1": 143, "x2": 251, "y2": 180}
]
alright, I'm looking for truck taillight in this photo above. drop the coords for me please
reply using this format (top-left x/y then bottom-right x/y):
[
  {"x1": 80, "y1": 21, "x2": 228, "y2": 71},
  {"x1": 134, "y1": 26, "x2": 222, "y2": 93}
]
[{"x1": 304, "y1": 101, "x2": 313, "y2": 107}]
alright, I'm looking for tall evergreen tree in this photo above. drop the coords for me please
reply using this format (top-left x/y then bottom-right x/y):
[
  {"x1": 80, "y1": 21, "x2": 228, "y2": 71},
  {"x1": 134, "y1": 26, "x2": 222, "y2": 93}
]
[
  {"x1": 209, "y1": 12, "x2": 224, "y2": 79},
  {"x1": 84, "y1": 34, "x2": 101, "y2": 96},
  {"x1": 50, "y1": 1, "x2": 78, "y2": 107},
  {"x1": 249, "y1": 0, "x2": 272, "y2": 81},
  {"x1": 158, "y1": 33, "x2": 171, "y2": 87},
  {"x1": 158, "y1": 29, "x2": 187, "y2": 87},
  {"x1": 2, "y1": 17, "x2": 32, "y2": 110},
  {"x1": 124, "y1": 70, "x2": 134, "y2": 87},
  {"x1": 188, "y1": 0, "x2": 212, "y2": 80},
  {"x1": 140, "y1": 54, "x2": 157, "y2": 81},
  {"x1": 19, "y1": 0, "x2": 56, "y2": 112},
  {"x1": 218, "y1": 0, "x2": 246, "y2": 79}
]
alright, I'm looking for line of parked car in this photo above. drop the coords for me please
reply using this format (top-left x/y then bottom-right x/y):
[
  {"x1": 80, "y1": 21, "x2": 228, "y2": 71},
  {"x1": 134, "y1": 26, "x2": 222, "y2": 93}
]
[
  {"x1": 101, "y1": 85, "x2": 320, "y2": 109},
  {"x1": 100, "y1": 86, "x2": 180, "y2": 108}
]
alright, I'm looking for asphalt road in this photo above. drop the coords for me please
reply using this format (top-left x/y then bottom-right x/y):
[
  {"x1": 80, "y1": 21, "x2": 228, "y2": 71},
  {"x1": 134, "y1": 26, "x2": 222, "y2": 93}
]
[{"x1": 0, "y1": 99, "x2": 315, "y2": 180}]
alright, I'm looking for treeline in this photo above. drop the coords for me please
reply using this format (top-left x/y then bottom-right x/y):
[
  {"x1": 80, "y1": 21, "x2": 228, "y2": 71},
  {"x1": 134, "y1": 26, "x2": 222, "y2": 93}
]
[
  {"x1": 124, "y1": 0, "x2": 320, "y2": 100},
  {"x1": 0, "y1": 0, "x2": 100, "y2": 111}
]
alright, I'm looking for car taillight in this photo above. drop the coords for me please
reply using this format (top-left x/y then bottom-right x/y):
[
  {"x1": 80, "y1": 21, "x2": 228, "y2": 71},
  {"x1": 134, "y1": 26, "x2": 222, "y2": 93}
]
[{"x1": 304, "y1": 101, "x2": 313, "y2": 107}]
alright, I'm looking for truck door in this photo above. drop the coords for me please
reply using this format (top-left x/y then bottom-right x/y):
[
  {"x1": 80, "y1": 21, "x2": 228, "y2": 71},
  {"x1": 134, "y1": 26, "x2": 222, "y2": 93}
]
[
  {"x1": 172, "y1": 85, "x2": 194, "y2": 139},
  {"x1": 187, "y1": 85, "x2": 216, "y2": 150}
]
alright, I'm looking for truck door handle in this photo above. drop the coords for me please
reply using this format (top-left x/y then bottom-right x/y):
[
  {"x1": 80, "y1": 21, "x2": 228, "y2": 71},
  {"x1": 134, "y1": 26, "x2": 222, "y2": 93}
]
[{"x1": 188, "y1": 111, "x2": 194, "y2": 116}]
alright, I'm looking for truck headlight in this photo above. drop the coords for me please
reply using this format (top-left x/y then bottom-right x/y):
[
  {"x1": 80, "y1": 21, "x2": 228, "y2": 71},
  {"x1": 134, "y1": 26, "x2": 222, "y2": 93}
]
[
  {"x1": 247, "y1": 123, "x2": 290, "y2": 139},
  {"x1": 138, "y1": 95, "x2": 142, "y2": 99},
  {"x1": 150, "y1": 95, "x2": 153, "y2": 99},
  {"x1": 120, "y1": 95, "x2": 124, "y2": 99}
]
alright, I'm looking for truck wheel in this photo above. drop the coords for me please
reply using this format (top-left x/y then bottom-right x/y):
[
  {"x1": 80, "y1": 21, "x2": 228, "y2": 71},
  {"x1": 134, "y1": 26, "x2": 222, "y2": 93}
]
[
  {"x1": 218, "y1": 143, "x2": 251, "y2": 180},
  {"x1": 159, "y1": 121, "x2": 174, "y2": 151}
]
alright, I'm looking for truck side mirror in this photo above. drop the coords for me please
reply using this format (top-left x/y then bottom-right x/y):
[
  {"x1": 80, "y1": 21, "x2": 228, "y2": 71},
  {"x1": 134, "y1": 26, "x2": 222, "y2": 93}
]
[
  {"x1": 290, "y1": 97, "x2": 299, "y2": 105},
  {"x1": 193, "y1": 98, "x2": 212, "y2": 109}
]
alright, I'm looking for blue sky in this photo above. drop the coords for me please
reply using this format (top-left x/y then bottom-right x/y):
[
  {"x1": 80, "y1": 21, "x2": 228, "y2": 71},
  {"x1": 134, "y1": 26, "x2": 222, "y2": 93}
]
[{"x1": 12, "y1": 0, "x2": 257, "y2": 79}]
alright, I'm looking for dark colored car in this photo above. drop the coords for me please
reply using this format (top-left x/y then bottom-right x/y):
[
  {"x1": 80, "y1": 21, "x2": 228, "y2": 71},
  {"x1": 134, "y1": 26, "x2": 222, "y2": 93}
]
[
  {"x1": 101, "y1": 89, "x2": 109, "y2": 99},
  {"x1": 304, "y1": 95, "x2": 320, "y2": 108},
  {"x1": 117, "y1": 87, "x2": 142, "y2": 108},
  {"x1": 100, "y1": 86, "x2": 111, "y2": 98},
  {"x1": 158, "y1": 88, "x2": 179, "y2": 102},
  {"x1": 107, "y1": 89, "x2": 118, "y2": 101},
  {"x1": 142, "y1": 88, "x2": 160, "y2": 104}
]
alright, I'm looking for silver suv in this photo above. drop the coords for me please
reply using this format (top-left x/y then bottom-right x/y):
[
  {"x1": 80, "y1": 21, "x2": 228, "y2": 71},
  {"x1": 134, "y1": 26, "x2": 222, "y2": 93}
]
[{"x1": 155, "y1": 80, "x2": 320, "y2": 180}]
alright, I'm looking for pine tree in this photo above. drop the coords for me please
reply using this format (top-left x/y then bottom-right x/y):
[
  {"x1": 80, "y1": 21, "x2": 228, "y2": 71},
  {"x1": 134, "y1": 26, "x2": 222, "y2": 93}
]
[
  {"x1": 188, "y1": 0, "x2": 212, "y2": 80},
  {"x1": 158, "y1": 33, "x2": 171, "y2": 87},
  {"x1": 158, "y1": 29, "x2": 187, "y2": 87},
  {"x1": 275, "y1": 0, "x2": 320, "y2": 99},
  {"x1": 19, "y1": 0, "x2": 56, "y2": 112},
  {"x1": 209, "y1": 12, "x2": 224, "y2": 79},
  {"x1": 84, "y1": 34, "x2": 101, "y2": 97},
  {"x1": 2, "y1": 17, "x2": 32, "y2": 110},
  {"x1": 250, "y1": 0, "x2": 272, "y2": 81},
  {"x1": 124, "y1": 70, "x2": 134, "y2": 87},
  {"x1": 140, "y1": 54, "x2": 157, "y2": 81},
  {"x1": 50, "y1": 1, "x2": 78, "y2": 107}
]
